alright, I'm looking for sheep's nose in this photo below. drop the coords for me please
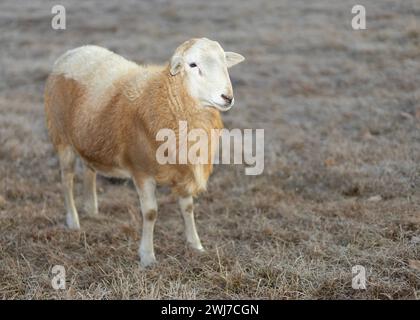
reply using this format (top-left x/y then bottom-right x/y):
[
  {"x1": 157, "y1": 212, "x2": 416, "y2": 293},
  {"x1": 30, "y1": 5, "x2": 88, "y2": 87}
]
[{"x1": 221, "y1": 94, "x2": 233, "y2": 105}]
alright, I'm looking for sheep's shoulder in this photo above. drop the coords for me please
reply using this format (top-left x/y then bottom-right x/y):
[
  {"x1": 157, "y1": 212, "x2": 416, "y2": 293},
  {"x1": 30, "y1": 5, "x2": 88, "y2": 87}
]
[{"x1": 123, "y1": 65, "x2": 165, "y2": 102}]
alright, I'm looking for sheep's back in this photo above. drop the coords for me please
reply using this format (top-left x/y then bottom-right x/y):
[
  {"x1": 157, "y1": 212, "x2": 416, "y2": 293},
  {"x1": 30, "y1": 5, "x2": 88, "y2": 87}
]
[{"x1": 51, "y1": 45, "x2": 140, "y2": 110}]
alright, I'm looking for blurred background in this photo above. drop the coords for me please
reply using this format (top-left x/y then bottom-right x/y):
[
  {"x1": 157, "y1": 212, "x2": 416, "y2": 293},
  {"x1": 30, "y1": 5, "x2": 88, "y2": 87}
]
[{"x1": 0, "y1": 0, "x2": 419, "y2": 299}]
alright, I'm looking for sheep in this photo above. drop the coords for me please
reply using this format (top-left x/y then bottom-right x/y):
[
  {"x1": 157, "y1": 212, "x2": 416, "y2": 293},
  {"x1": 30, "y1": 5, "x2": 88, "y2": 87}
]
[{"x1": 44, "y1": 38, "x2": 245, "y2": 267}]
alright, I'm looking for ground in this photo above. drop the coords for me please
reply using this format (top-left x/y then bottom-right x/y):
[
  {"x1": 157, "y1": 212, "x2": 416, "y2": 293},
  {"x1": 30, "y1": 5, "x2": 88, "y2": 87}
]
[{"x1": 0, "y1": 0, "x2": 419, "y2": 299}]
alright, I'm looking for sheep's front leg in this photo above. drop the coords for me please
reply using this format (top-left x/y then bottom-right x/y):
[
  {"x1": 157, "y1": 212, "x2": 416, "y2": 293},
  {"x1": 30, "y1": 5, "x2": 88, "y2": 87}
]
[
  {"x1": 179, "y1": 196, "x2": 204, "y2": 252},
  {"x1": 133, "y1": 176, "x2": 158, "y2": 267},
  {"x1": 83, "y1": 165, "x2": 98, "y2": 216}
]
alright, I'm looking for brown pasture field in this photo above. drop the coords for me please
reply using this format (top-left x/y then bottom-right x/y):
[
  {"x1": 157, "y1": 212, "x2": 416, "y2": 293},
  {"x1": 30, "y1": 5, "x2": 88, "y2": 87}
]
[{"x1": 0, "y1": 0, "x2": 419, "y2": 299}]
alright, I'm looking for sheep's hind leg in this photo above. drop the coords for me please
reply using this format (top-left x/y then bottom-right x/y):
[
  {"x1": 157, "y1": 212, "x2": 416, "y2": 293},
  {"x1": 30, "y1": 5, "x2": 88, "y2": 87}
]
[
  {"x1": 83, "y1": 165, "x2": 98, "y2": 216},
  {"x1": 179, "y1": 195, "x2": 204, "y2": 252},
  {"x1": 133, "y1": 175, "x2": 158, "y2": 267},
  {"x1": 58, "y1": 146, "x2": 80, "y2": 230}
]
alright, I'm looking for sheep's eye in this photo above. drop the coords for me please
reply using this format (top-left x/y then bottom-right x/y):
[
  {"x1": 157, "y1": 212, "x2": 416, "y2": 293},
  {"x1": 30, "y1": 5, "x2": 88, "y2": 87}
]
[{"x1": 189, "y1": 63, "x2": 197, "y2": 68}]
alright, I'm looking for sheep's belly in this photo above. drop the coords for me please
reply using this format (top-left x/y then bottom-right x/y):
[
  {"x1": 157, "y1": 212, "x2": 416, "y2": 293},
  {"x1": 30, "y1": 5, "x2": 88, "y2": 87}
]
[
  {"x1": 83, "y1": 160, "x2": 132, "y2": 179},
  {"x1": 97, "y1": 168, "x2": 132, "y2": 179}
]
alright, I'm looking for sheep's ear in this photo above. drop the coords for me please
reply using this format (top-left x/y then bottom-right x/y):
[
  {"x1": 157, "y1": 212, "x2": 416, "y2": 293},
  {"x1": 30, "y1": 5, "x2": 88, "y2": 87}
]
[
  {"x1": 225, "y1": 52, "x2": 245, "y2": 68},
  {"x1": 170, "y1": 55, "x2": 183, "y2": 75}
]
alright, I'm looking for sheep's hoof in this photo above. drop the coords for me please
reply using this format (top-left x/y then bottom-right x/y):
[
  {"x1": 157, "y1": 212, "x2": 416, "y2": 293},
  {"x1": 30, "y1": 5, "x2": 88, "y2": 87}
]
[
  {"x1": 140, "y1": 254, "x2": 157, "y2": 268},
  {"x1": 66, "y1": 217, "x2": 80, "y2": 230},
  {"x1": 189, "y1": 245, "x2": 206, "y2": 254},
  {"x1": 83, "y1": 201, "x2": 98, "y2": 216},
  {"x1": 84, "y1": 206, "x2": 98, "y2": 217}
]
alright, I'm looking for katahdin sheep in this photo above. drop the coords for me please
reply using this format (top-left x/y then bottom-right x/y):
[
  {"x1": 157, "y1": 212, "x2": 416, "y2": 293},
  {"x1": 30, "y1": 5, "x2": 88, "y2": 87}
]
[{"x1": 44, "y1": 38, "x2": 244, "y2": 266}]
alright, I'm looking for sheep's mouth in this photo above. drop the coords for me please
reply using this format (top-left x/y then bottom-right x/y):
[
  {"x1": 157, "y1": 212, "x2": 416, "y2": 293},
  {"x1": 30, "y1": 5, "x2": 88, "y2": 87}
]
[{"x1": 208, "y1": 101, "x2": 233, "y2": 112}]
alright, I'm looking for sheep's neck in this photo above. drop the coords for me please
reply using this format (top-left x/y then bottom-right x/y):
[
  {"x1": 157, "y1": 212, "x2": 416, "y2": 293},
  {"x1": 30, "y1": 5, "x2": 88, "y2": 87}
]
[
  {"x1": 130, "y1": 66, "x2": 223, "y2": 136},
  {"x1": 164, "y1": 69, "x2": 198, "y2": 116}
]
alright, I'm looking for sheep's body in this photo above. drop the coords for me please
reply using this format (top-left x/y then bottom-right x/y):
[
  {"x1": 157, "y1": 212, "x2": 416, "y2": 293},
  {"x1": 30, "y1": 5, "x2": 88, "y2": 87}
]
[
  {"x1": 44, "y1": 39, "x2": 243, "y2": 266},
  {"x1": 46, "y1": 45, "x2": 222, "y2": 194}
]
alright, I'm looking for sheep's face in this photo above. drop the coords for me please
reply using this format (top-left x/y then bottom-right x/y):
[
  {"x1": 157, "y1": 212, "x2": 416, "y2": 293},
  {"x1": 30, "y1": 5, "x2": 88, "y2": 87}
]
[{"x1": 170, "y1": 38, "x2": 245, "y2": 111}]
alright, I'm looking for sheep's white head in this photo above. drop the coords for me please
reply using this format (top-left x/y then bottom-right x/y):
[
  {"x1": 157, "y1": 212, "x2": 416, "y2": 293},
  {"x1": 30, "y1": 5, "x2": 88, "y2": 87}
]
[{"x1": 170, "y1": 38, "x2": 245, "y2": 111}]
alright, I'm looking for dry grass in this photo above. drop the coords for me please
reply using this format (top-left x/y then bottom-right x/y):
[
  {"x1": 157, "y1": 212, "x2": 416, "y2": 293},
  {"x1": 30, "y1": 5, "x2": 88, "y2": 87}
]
[{"x1": 0, "y1": 0, "x2": 420, "y2": 299}]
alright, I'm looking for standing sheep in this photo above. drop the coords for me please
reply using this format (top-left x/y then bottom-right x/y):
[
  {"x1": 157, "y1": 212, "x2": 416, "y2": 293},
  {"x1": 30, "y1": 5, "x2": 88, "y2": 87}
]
[{"x1": 44, "y1": 38, "x2": 245, "y2": 266}]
